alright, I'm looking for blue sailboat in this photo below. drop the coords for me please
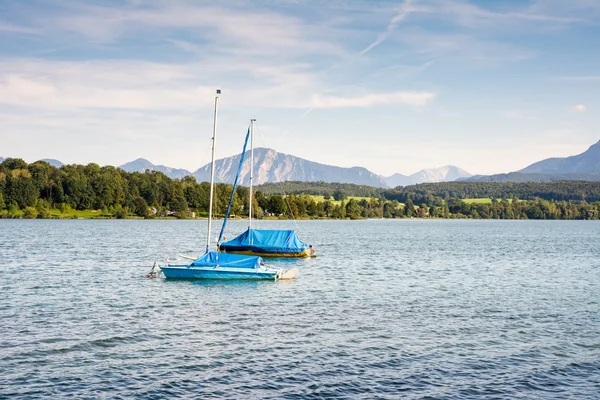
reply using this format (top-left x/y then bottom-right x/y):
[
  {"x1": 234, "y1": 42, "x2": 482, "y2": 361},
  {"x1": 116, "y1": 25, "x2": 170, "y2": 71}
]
[
  {"x1": 154, "y1": 92, "x2": 299, "y2": 281},
  {"x1": 218, "y1": 119, "x2": 316, "y2": 258}
]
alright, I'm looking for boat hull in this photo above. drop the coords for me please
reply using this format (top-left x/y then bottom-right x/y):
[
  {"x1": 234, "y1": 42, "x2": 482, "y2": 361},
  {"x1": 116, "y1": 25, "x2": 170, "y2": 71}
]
[
  {"x1": 218, "y1": 246, "x2": 316, "y2": 258},
  {"x1": 160, "y1": 265, "x2": 278, "y2": 280},
  {"x1": 218, "y1": 229, "x2": 315, "y2": 258}
]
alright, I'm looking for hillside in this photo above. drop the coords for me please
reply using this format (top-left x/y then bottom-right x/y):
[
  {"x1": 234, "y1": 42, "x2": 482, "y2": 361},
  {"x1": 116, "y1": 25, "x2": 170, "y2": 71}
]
[
  {"x1": 520, "y1": 140, "x2": 600, "y2": 174},
  {"x1": 463, "y1": 172, "x2": 600, "y2": 183},
  {"x1": 193, "y1": 147, "x2": 389, "y2": 187},
  {"x1": 40, "y1": 159, "x2": 64, "y2": 168},
  {"x1": 119, "y1": 158, "x2": 192, "y2": 180}
]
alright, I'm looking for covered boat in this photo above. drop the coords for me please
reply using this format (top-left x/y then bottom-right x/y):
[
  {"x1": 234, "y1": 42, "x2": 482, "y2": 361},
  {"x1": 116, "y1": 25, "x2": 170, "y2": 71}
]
[
  {"x1": 219, "y1": 228, "x2": 315, "y2": 258},
  {"x1": 159, "y1": 251, "x2": 297, "y2": 280}
]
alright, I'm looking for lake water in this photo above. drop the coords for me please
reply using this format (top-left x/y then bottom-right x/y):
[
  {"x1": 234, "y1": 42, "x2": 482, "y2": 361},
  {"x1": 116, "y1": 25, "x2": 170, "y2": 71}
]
[{"x1": 1, "y1": 219, "x2": 599, "y2": 399}]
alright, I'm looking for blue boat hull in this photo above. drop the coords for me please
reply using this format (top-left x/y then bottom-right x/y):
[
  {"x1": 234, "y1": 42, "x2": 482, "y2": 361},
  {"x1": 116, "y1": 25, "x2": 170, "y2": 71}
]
[{"x1": 160, "y1": 265, "x2": 278, "y2": 280}]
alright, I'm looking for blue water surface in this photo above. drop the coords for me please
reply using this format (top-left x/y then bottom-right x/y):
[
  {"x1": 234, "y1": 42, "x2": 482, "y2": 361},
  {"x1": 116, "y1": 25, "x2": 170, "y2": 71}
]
[{"x1": 1, "y1": 219, "x2": 599, "y2": 399}]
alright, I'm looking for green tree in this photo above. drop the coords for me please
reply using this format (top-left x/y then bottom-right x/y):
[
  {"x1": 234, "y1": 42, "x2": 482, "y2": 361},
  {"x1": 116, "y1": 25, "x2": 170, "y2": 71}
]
[
  {"x1": 345, "y1": 199, "x2": 362, "y2": 219},
  {"x1": 383, "y1": 202, "x2": 393, "y2": 218},
  {"x1": 404, "y1": 199, "x2": 415, "y2": 217},
  {"x1": 269, "y1": 195, "x2": 286, "y2": 215},
  {"x1": 132, "y1": 196, "x2": 150, "y2": 218},
  {"x1": 36, "y1": 199, "x2": 51, "y2": 219},
  {"x1": 23, "y1": 206, "x2": 38, "y2": 219},
  {"x1": 333, "y1": 189, "x2": 347, "y2": 201},
  {"x1": 114, "y1": 205, "x2": 128, "y2": 219}
]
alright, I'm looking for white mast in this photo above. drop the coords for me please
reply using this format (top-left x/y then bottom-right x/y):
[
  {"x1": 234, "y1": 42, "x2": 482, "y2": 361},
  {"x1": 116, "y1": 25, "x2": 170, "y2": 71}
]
[
  {"x1": 248, "y1": 118, "x2": 255, "y2": 232},
  {"x1": 206, "y1": 89, "x2": 220, "y2": 253}
]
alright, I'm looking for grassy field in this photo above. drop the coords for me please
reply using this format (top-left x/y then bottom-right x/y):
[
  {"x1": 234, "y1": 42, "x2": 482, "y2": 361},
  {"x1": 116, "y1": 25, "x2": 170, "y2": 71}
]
[
  {"x1": 49, "y1": 209, "x2": 115, "y2": 218},
  {"x1": 309, "y1": 195, "x2": 373, "y2": 205},
  {"x1": 462, "y1": 198, "x2": 515, "y2": 204}
]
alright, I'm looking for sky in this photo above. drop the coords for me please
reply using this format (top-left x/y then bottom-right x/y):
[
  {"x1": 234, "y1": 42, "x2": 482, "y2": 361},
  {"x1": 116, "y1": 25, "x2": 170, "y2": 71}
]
[{"x1": 1, "y1": 0, "x2": 599, "y2": 176}]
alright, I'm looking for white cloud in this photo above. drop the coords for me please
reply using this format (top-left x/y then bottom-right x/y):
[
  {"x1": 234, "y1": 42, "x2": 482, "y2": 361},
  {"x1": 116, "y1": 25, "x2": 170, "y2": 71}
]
[
  {"x1": 36, "y1": 2, "x2": 342, "y2": 57},
  {"x1": 410, "y1": 0, "x2": 584, "y2": 28},
  {"x1": 310, "y1": 92, "x2": 435, "y2": 108},
  {"x1": 572, "y1": 104, "x2": 586, "y2": 113},
  {"x1": 0, "y1": 58, "x2": 435, "y2": 111}
]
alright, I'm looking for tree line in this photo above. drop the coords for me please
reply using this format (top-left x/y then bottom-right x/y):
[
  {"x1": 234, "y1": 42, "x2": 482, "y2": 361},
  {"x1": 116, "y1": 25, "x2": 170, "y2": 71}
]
[
  {"x1": 258, "y1": 179, "x2": 600, "y2": 204},
  {"x1": 383, "y1": 181, "x2": 600, "y2": 203},
  {"x1": 1, "y1": 158, "x2": 599, "y2": 220}
]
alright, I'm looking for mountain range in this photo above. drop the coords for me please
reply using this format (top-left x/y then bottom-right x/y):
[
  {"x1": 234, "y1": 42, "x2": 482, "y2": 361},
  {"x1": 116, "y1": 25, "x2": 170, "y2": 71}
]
[
  {"x1": 3, "y1": 139, "x2": 599, "y2": 186},
  {"x1": 192, "y1": 147, "x2": 389, "y2": 187},
  {"x1": 464, "y1": 140, "x2": 600, "y2": 182},
  {"x1": 117, "y1": 147, "x2": 471, "y2": 188},
  {"x1": 385, "y1": 165, "x2": 472, "y2": 187}
]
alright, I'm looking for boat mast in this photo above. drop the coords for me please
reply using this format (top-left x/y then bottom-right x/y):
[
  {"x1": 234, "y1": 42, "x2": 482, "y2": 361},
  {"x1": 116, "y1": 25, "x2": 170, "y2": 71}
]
[
  {"x1": 249, "y1": 118, "x2": 255, "y2": 231},
  {"x1": 206, "y1": 89, "x2": 220, "y2": 253}
]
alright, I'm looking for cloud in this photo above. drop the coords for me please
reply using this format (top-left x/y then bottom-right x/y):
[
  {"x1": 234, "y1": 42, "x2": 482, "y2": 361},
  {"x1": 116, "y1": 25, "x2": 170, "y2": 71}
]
[
  {"x1": 409, "y1": 0, "x2": 584, "y2": 28},
  {"x1": 310, "y1": 91, "x2": 435, "y2": 108},
  {"x1": 0, "y1": 22, "x2": 38, "y2": 34},
  {"x1": 572, "y1": 104, "x2": 586, "y2": 113},
  {"x1": 0, "y1": 58, "x2": 434, "y2": 111},
  {"x1": 36, "y1": 2, "x2": 342, "y2": 57}
]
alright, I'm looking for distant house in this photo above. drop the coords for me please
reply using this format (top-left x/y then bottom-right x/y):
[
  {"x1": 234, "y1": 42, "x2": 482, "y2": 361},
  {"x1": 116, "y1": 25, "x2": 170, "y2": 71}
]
[
  {"x1": 187, "y1": 211, "x2": 196, "y2": 218},
  {"x1": 150, "y1": 207, "x2": 158, "y2": 215}
]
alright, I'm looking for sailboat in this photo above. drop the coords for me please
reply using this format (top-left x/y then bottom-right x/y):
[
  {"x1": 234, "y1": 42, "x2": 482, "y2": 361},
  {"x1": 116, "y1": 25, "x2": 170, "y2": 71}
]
[
  {"x1": 218, "y1": 119, "x2": 316, "y2": 258},
  {"x1": 155, "y1": 91, "x2": 299, "y2": 280}
]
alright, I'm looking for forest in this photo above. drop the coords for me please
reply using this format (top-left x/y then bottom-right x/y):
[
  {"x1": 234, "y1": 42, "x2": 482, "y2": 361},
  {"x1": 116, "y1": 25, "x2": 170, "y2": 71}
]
[{"x1": 1, "y1": 158, "x2": 599, "y2": 220}]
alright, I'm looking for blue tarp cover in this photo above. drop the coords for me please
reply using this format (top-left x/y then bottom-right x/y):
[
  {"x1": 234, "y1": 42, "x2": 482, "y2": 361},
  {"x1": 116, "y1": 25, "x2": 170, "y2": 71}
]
[
  {"x1": 220, "y1": 229, "x2": 311, "y2": 254},
  {"x1": 191, "y1": 251, "x2": 263, "y2": 269}
]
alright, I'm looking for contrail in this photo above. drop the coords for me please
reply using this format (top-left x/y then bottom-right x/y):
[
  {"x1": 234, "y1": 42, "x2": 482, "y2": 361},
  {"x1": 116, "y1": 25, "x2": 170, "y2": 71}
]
[
  {"x1": 272, "y1": 1, "x2": 414, "y2": 144},
  {"x1": 359, "y1": 0, "x2": 413, "y2": 56}
]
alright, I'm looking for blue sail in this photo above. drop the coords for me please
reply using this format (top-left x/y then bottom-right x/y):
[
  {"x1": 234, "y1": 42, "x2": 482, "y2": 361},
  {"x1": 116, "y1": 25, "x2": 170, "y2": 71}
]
[{"x1": 217, "y1": 128, "x2": 250, "y2": 245}]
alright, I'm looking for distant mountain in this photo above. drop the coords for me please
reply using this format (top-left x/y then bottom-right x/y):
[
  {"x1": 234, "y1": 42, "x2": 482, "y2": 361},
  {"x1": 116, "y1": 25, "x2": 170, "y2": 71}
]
[
  {"x1": 462, "y1": 139, "x2": 600, "y2": 183},
  {"x1": 39, "y1": 158, "x2": 64, "y2": 167},
  {"x1": 384, "y1": 173, "x2": 410, "y2": 187},
  {"x1": 0, "y1": 157, "x2": 64, "y2": 167},
  {"x1": 520, "y1": 140, "x2": 600, "y2": 174},
  {"x1": 119, "y1": 158, "x2": 192, "y2": 179},
  {"x1": 464, "y1": 172, "x2": 600, "y2": 183},
  {"x1": 193, "y1": 147, "x2": 389, "y2": 187},
  {"x1": 384, "y1": 165, "x2": 472, "y2": 187}
]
